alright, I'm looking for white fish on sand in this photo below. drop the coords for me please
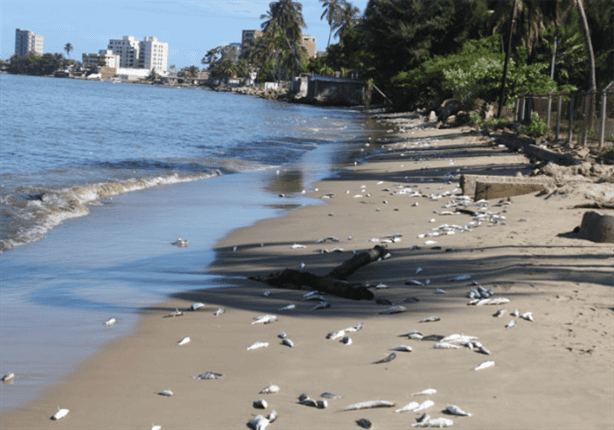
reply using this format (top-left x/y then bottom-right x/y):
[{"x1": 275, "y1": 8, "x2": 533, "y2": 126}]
[
  {"x1": 413, "y1": 400, "x2": 435, "y2": 412},
  {"x1": 327, "y1": 330, "x2": 346, "y2": 340},
  {"x1": 171, "y1": 238, "x2": 188, "y2": 247},
  {"x1": 321, "y1": 392, "x2": 342, "y2": 399},
  {"x1": 521, "y1": 311, "x2": 534, "y2": 322},
  {"x1": 259, "y1": 385, "x2": 280, "y2": 394},
  {"x1": 152, "y1": 425, "x2": 161, "y2": 430},
  {"x1": 248, "y1": 414, "x2": 272, "y2": 430},
  {"x1": 406, "y1": 279, "x2": 425, "y2": 286},
  {"x1": 165, "y1": 308, "x2": 183, "y2": 318},
  {"x1": 511, "y1": 309, "x2": 520, "y2": 317},
  {"x1": 190, "y1": 302, "x2": 205, "y2": 311},
  {"x1": 374, "y1": 352, "x2": 396, "y2": 364},
  {"x1": 470, "y1": 297, "x2": 510, "y2": 306},
  {"x1": 2, "y1": 373, "x2": 15, "y2": 384},
  {"x1": 214, "y1": 308, "x2": 225, "y2": 317},
  {"x1": 435, "y1": 289, "x2": 448, "y2": 294},
  {"x1": 441, "y1": 334, "x2": 478, "y2": 344},
  {"x1": 411, "y1": 417, "x2": 454, "y2": 428},
  {"x1": 193, "y1": 372, "x2": 223, "y2": 380},
  {"x1": 312, "y1": 301, "x2": 331, "y2": 310},
  {"x1": 506, "y1": 320, "x2": 516, "y2": 329},
  {"x1": 419, "y1": 316, "x2": 441, "y2": 323},
  {"x1": 158, "y1": 389, "x2": 173, "y2": 396},
  {"x1": 433, "y1": 342, "x2": 461, "y2": 349},
  {"x1": 376, "y1": 283, "x2": 389, "y2": 289},
  {"x1": 247, "y1": 342, "x2": 269, "y2": 351},
  {"x1": 448, "y1": 275, "x2": 471, "y2": 282},
  {"x1": 291, "y1": 244, "x2": 307, "y2": 249},
  {"x1": 340, "y1": 400, "x2": 396, "y2": 411},
  {"x1": 177, "y1": 336, "x2": 190, "y2": 346},
  {"x1": 493, "y1": 309, "x2": 508, "y2": 317},
  {"x1": 279, "y1": 304, "x2": 296, "y2": 311},
  {"x1": 282, "y1": 339, "x2": 294, "y2": 348},
  {"x1": 252, "y1": 315, "x2": 277, "y2": 325},
  {"x1": 51, "y1": 408, "x2": 69, "y2": 420},
  {"x1": 412, "y1": 388, "x2": 437, "y2": 396},
  {"x1": 446, "y1": 404, "x2": 472, "y2": 416},
  {"x1": 104, "y1": 317, "x2": 116, "y2": 326},
  {"x1": 253, "y1": 399, "x2": 268, "y2": 409},
  {"x1": 391, "y1": 345, "x2": 412, "y2": 352},
  {"x1": 474, "y1": 360, "x2": 495, "y2": 371},
  {"x1": 395, "y1": 401, "x2": 419, "y2": 413},
  {"x1": 304, "y1": 294, "x2": 325, "y2": 301},
  {"x1": 382, "y1": 305, "x2": 407, "y2": 314}
]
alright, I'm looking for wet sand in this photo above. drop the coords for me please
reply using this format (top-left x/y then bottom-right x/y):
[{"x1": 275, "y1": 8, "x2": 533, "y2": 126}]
[{"x1": 1, "y1": 122, "x2": 613, "y2": 429}]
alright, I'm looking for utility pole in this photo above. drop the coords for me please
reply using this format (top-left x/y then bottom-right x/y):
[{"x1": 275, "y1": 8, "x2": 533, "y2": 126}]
[{"x1": 497, "y1": 0, "x2": 518, "y2": 119}]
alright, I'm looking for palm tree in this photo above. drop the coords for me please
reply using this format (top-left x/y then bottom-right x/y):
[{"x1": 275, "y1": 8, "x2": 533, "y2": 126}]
[
  {"x1": 333, "y1": 1, "x2": 361, "y2": 43},
  {"x1": 320, "y1": 0, "x2": 342, "y2": 48},
  {"x1": 574, "y1": 0, "x2": 596, "y2": 93},
  {"x1": 64, "y1": 43, "x2": 73, "y2": 59}
]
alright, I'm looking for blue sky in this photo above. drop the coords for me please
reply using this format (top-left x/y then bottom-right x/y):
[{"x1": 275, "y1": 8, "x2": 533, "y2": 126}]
[{"x1": 1, "y1": 0, "x2": 369, "y2": 69}]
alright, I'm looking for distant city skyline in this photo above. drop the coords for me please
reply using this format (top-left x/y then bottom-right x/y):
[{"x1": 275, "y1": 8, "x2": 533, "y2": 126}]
[{"x1": 1, "y1": 0, "x2": 369, "y2": 70}]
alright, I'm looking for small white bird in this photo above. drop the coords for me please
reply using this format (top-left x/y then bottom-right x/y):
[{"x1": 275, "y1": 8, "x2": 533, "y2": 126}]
[{"x1": 51, "y1": 408, "x2": 69, "y2": 420}]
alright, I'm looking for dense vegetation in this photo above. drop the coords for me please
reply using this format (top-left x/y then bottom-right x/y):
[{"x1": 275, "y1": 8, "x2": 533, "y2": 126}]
[{"x1": 5, "y1": 52, "x2": 69, "y2": 76}]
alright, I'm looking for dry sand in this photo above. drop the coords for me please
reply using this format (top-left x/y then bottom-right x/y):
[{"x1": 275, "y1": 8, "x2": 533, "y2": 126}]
[{"x1": 1, "y1": 120, "x2": 613, "y2": 429}]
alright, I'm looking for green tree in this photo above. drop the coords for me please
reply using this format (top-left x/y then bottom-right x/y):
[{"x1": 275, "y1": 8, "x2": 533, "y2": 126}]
[
  {"x1": 333, "y1": 1, "x2": 361, "y2": 42},
  {"x1": 320, "y1": 0, "x2": 342, "y2": 48},
  {"x1": 64, "y1": 43, "x2": 73, "y2": 59}
]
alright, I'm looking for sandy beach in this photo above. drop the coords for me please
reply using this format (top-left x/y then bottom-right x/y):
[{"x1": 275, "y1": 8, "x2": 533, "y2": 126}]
[{"x1": 1, "y1": 117, "x2": 613, "y2": 429}]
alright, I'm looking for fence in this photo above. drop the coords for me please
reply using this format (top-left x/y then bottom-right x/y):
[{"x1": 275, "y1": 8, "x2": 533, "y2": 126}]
[{"x1": 514, "y1": 82, "x2": 614, "y2": 149}]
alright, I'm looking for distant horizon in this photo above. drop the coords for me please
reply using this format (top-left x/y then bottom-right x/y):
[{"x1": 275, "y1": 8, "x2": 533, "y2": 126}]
[{"x1": 1, "y1": 0, "x2": 369, "y2": 70}]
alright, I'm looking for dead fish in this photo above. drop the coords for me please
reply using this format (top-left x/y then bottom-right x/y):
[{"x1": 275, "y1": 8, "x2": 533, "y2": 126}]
[
  {"x1": 376, "y1": 283, "x2": 389, "y2": 289},
  {"x1": 252, "y1": 315, "x2": 277, "y2": 325},
  {"x1": 419, "y1": 316, "x2": 441, "y2": 323},
  {"x1": 259, "y1": 385, "x2": 280, "y2": 394},
  {"x1": 406, "y1": 279, "x2": 425, "y2": 286},
  {"x1": 247, "y1": 342, "x2": 269, "y2": 351},
  {"x1": 356, "y1": 418, "x2": 373, "y2": 429},
  {"x1": 441, "y1": 334, "x2": 478, "y2": 344},
  {"x1": 278, "y1": 332, "x2": 287, "y2": 339},
  {"x1": 413, "y1": 400, "x2": 435, "y2": 412},
  {"x1": 51, "y1": 408, "x2": 69, "y2": 420},
  {"x1": 376, "y1": 298, "x2": 393, "y2": 306},
  {"x1": 279, "y1": 304, "x2": 296, "y2": 311},
  {"x1": 493, "y1": 309, "x2": 508, "y2": 318},
  {"x1": 177, "y1": 336, "x2": 190, "y2": 346},
  {"x1": 282, "y1": 339, "x2": 294, "y2": 348},
  {"x1": 317, "y1": 236, "x2": 340, "y2": 243},
  {"x1": 416, "y1": 413, "x2": 431, "y2": 423},
  {"x1": 341, "y1": 336, "x2": 352, "y2": 345},
  {"x1": 433, "y1": 342, "x2": 461, "y2": 349},
  {"x1": 505, "y1": 320, "x2": 516, "y2": 329},
  {"x1": 304, "y1": 294, "x2": 325, "y2": 301},
  {"x1": 412, "y1": 388, "x2": 437, "y2": 396},
  {"x1": 104, "y1": 317, "x2": 117, "y2": 326},
  {"x1": 391, "y1": 345, "x2": 412, "y2": 352},
  {"x1": 171, "y1": 238, "x2": 188, "y2": 247},
  {"x1": 511, "y1": 309, "x2": 520, "y2": 317},
  {"x1": 291, "y1": 243, "x2": 307, "y2": 249},
  {"x1": 446, "y1": 404, "x2": 472, "y2": 416},
  {"x1": 317, "y1": 399, "x2": 328, "y2": 409},
  {"x1": 471, "y1": 298, "x2": 510, "y2": 306},
  {"x1": 312, "y1": 301, "x2": 331, "y2": 310},
  {"x1": 411, "y1": 417, "x2": 454, "y2": 427},
  {"x1": 474, "y1": 360, "x2": 495, "y2": 371},
  {"x1": 396, "y1": 401, "x2": 419, "y2": 413},
  {"x1": 321, "y1": 392, "x2": 342, "y2": 399},
  {"x1": 1, "y1": 373, "x2": 15, "y2": 384},
  {"x1": 381, "y1": 305, "x2": 407, "y2": 314},
  {"x1": 327, "y1": 330, "x2": 346, "y2": 340},
  {"x1": 521, "y1": 311, "x2": 534, "y2": 322},
  {"x1": 374, "y1": 352, "x2": 396, "y2": 364},
  {"x1": 435, "y1": 289, "x2": 448, "y2": 294},
  {"x1": 190, "y1": 302, "x2": 205, "y2": 311},
  {"x1": 402, "y1": 331, "x2": 424, "y2": 340},
  {"x1": 471, "y1": 341, "x2": 491, "y2": 355},
  {"x1": 404, "y1": 297, "x2": 420, "y2": 303},
  {"x1": 193, "y1": 372, "x2": 223, "y2": 380},
  {"x1": 164, "y1": 308, "x2": 183, "y2": 318},
  {"x1": 263, "y1": 291, "x2": 271, "y2": 297},
  {"x1": 253, "y1": 399, "x2": 268, "y2": 409},
  {"x1": 340, "y1": 400, "x2": 396, "y2": 411},
  {"x1": 158, "y1": 389, "x2": 173, "y2": 396},
  {"x1": 448, "y1": 275, "x2": 471, "y2": 282},
  {"x1": 248, "y1": 415, "x2": 270, "y2": 430},
  {"x1": 298, "y1": 394, "x2": 318, "y2": 407}
]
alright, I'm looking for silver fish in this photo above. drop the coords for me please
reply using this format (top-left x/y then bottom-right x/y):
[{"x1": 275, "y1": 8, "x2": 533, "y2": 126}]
[
  {"x1": 382, "y1": 305, "x2": 407, "y2": 314},
  {"x1": 247, "y1": 342, "x2": 269, "y2": 351},
  {"x1": 448, "y1": 275, "x2": 471, "y2": 282},
  {"x1": 407, "y1": 333, "x2": 424, "y2": 340},
  {"x1": 340, "y1": 400, "x2": 396, "y2": 411},
  {"x1": 158, "y1": 389, "x2": 173, "y2": 396},
  {"x1": 406, "y1": 279, "x2": 425, "y2": 286},
  {"x1": 312, "y1": 301, "x2": 331, "y2": 310},
  {"x1": 193, "y1": 372, "x2": 223, "y2": 380},
  {"x1": 391, "y1": 345, "x2": 413, "y2": 352},
  {"x1": 253, "y1": 399, "x2": 268, "y2": 409},
  {"x1": 171, "y1": 238, "x2": 188, "y2": 247},
  {"x1": 248, "y1": 415, "x2": 270, "y2": 430},
  {"x1": 511, "y1": 309, "x2": 520, "y2": 317},
  {"x1": 416, "y1": 413, "x2": 431, "y2": 423},
  {"x1": 521, "y1": 311, "x2": 534, "y2": 322},
  {"x1": 278, "y1": 332, "x2": 287, "y2": 339},
  {"x1": 493, "y1": 309, "x2": 508, "y2": 317},
  {"x1": 214, "y1": 308, "x2": 225, "y2": 317},
  {"x1": 419, "y1": 316, "x2": 441, "y2": 323},
  {"x1": 411, "y1": 417, "x2": 453, "y2": 428},
  {"x1": 321, "y1": 392, "x2": 342, "y2": 399},
  {"x1": 472, "y1": 298, "x2": 510, "y2": 306},
  {"x1": 279, "y1": 304, "x2": 296, "y2": 311},
  {"x1": 190, "y1": 302, "x2": 205, "y2": 311},
  {"x1": 327, "y1": 330, "x2": 346, "y2": 340},
  {"x1": 252, "y1": 315, "x2": 277, "y2": 325},
  {"x1": 474, "y1": 360, "x2": 495, "y2": 371},
  {"x1": 1, "y1": 373, "x2": 15, "y2": 384},
  {"x1": 164, "y1": 308, "x2": 183, "y2": 318},
  {"x1": 104, "y1": 317, "x2": 116, "y2": 326},
  {"x1": 356, "y1": 418, "x2": 373, "y2": 429},
  {"x1": 177, "y1": 336, "x2": 190, "y2": 346},
  {"x1": 282, "y1": 339, "x2": 294, "y2": 348},
  {"x1": 412, "y1": 388, "x2": 437, "y2": 396},
  {"x1": 472, "y1": 341, "x2": 491, "y2": 355},
  {"x1": 413, "y1": 400, "x2": 435, "y2": 412},
  {"x1": 446, "y1": 404, "x2": 472, "y2": 416},
  {"x1": 291, "y1": 244, "x2": 306, "y2": 249},
  {"x1": 505, "y1": 320, "x2": 516, "y2": 329},
  {"x1": 435, "y1": 289, "x2": 448, "y2": 294},
  {"x1": 316, "y1": 399, "x2": 328, "y2": 409},
  {"x1": 304, "y1": 294, "x2": 325, "y2": 301},
  {"x1": 433, "y1": 342, "x2": 461, "y2": 349},
  {"x1": 441, "y1": 334, "x2": 478, "y2": 344},
  {"x1": 374, "y1": 352, "x2": 396, "y2": 364},
  {"x1": 395, "y1": 401, "x2": 419, "y2": 413},
  {"x1": 259, "y1": 385, "x2": 280, "y2": 394}
]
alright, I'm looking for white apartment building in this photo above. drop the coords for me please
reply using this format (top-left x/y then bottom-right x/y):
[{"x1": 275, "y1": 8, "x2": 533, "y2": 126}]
[
  {"x1": 107, "y1": 36, "x2": 168, "y2": 71},
  {"x1": 15, "y1": 28, "x2": 44, "y2": 56},
  {"x1": 82, "y1": 50, "x2": 120, "y2": 68}
]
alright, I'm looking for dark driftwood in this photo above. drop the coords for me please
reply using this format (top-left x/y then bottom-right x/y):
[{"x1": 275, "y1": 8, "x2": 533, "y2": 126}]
[{"x1": 249, "y1": 246, "x2": 389, "y2": 301}]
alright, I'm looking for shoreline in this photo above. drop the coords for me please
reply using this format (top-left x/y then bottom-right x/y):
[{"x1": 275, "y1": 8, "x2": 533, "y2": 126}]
[{"x1": 1, "y1": 118, "x2": 613, "y2": 429}]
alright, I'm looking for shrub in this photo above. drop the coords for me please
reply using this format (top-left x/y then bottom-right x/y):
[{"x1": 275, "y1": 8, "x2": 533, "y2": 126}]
[{"x1": 522, "y1": 113, "x2": 550, "y2": 137}]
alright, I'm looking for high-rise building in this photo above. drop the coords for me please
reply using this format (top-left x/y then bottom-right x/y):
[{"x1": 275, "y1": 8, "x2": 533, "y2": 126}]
[
  {"x1": 107, "y1": 36, "x2": 168, "y2": 71},
  {"x1": 82, "y1": 50, "x2": 120, "y2": 68},
  {"x1": 300, "y1": 35, "x2": 316, "y2": 59},
  {"x1": 15, "y1": 29, "x2": 44, "y2": 56}
]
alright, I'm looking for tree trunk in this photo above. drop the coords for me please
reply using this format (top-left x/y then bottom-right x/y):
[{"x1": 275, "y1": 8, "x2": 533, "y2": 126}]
[
  {"x1": 575, "y1": 0, "x2": 597, "y2": 134},
  {"x1": 497, "y1": 0, "x2": 518, "y2": 119}
]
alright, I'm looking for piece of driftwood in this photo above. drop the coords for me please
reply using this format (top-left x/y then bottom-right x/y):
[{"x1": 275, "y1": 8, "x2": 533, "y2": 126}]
[{"x1": 249, "y1": 246, "x2": 389, "y2": 300}]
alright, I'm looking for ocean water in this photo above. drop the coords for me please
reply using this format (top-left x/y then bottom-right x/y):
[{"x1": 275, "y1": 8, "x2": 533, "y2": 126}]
[{"x1": 0, "y1": 74, "x2": 381, "y2": 412}]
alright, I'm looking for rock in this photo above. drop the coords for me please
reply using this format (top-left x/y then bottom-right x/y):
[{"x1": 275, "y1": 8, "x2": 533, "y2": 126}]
[{"x1": 577, "y1": 211, "x2": 614, "y2": 243}]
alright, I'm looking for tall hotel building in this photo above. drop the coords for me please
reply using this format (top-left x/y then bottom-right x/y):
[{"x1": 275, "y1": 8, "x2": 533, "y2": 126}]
[
  {"x1": 107, "y1": 36, "x2": 168, "y2": 71},
  {"x1": 15, "y1": 29, "x2": 44, "y2": 56}
]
